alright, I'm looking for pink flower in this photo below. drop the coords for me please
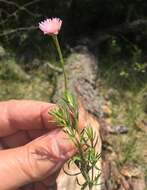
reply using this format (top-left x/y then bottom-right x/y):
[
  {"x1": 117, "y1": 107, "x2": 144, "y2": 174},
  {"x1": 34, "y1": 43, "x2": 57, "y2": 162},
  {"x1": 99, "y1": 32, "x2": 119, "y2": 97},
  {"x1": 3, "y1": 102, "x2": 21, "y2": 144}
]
[{"x1": 39, "y1": 18, "x2": 62, "y2": 35}]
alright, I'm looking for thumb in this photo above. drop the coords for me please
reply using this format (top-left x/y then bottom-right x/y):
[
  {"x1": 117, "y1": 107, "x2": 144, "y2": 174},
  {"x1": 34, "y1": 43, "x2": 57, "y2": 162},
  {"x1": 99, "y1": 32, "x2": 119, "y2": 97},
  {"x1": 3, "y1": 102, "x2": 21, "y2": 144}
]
[{"x1": 0, "y1": 129, "x2": 76, "y2": 190}]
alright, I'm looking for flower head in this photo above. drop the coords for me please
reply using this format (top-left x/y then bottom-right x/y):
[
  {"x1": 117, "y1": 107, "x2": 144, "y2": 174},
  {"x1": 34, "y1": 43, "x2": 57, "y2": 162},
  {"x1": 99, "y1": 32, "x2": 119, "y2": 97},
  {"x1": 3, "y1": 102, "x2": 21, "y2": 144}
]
[{"x1": 39, "y1": 18, "x2": 62, "y2": 35}]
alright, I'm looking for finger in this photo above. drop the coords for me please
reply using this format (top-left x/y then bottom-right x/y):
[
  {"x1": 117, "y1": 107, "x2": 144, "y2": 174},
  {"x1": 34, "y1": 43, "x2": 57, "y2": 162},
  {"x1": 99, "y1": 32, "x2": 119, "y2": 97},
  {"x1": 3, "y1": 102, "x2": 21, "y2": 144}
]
[
  {"x1": 42, "y1": 169, "x2": 61, "y2": 187},
  {"x1": 0, "y1": 100, "x2": 57, "y2": 137},
  {"x1": 27, "y1": 129, "x2": 47, "y2": 140},
  {"x1": 0, "y1": 141, "x2": 5, "y2": 149},
  {"x1": 1, "y1": 131, "x2": 30, "y2": 148},
  {"x1": 21, "y1": 183, "x2": 34, "y2": 190},
  {"x1": 34, "y1": 182, "x2": 48, "y2": 190},
  {"x1": 1, "y1": 129, "x2": 48, "y2": 149},
  {"x1": 0, "y1": 129, "x2": 76, "y2": 190},
  {"x1": 27, "y1": 129, "x2": 76, "y2": 176}
]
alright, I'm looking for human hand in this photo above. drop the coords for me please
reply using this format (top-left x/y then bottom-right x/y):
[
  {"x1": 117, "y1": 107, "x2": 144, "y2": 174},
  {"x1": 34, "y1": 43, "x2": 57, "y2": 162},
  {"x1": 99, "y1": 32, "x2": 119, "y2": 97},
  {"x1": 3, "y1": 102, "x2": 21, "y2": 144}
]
[{"x1": 0, "y1": 100, "x2": 85, "y2": 190}]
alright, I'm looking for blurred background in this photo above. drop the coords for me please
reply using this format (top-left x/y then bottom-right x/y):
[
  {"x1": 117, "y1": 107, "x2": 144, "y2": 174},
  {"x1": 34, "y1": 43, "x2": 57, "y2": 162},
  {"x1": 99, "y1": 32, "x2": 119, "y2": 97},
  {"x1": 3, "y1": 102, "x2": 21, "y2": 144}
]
[{"x1": 0, "y1": 0, "x2": 147, "y2": 189}]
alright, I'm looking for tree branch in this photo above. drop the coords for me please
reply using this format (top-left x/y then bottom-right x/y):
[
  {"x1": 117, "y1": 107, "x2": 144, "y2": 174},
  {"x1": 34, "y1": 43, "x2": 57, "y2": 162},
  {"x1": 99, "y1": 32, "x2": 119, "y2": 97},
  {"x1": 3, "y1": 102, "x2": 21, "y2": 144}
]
[
  {"x1": 88, "y1": 18, "x2": 147, "y2": 48},
  {"x1": 0, "y1": 0, "x2": 41, "y2": 25},
  {"x1": 0, "y1": 26, "x2": 37, "y2": 37},
  {"x1": 45, "y1": 62, "x2": 62, "y2": 73}
]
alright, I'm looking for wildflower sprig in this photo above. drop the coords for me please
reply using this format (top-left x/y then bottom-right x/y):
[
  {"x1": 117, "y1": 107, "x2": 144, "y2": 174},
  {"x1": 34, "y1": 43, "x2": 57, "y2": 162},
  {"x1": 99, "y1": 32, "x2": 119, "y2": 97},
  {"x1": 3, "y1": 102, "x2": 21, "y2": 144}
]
[
  {"x1": 39, "y1": 17, "x2": 101, "y2": 190},
  {"x1": 50, "y1": 93, "x2": 101, "y2": 190},
  {"x1": 50, "y1": 91, "x2": 79, "y2": 142},
  {"x1": 52, "y1": 36, "x2": 67, "y2": 90}
]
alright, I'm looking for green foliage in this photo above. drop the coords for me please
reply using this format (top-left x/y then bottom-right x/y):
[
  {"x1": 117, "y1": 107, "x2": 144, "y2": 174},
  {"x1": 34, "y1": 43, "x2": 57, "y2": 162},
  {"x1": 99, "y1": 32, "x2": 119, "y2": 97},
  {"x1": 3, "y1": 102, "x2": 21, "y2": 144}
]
[
  {"x1": 117, "y1": 138, "x2": 138, "y2": 166},
  {"x1": 99, "y1": 37, "x2": 147, "y2": 89},
  {"x1": 0, "y1": 59, "x2": 29, "y2": 81},
  {"x1": 99, "y1": 42, "x2": 147, "y2": 179},
  {"x1": 104, "y1": 81, "x2": 147, "y2": 181},
  {"x1": 0, "y1": 58, "x2": 54, "y2": 101},
  {"x1": 50, "y1": 92, "x2": 101, "y2": 190}
]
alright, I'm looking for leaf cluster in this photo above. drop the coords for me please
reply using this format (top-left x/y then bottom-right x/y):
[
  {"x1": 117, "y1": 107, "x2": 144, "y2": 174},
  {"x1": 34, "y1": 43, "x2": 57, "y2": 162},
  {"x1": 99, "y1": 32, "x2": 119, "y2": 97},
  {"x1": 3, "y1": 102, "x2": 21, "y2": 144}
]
[{"x1": 50, "y1": 91, "x2": 101, "y2": 190}]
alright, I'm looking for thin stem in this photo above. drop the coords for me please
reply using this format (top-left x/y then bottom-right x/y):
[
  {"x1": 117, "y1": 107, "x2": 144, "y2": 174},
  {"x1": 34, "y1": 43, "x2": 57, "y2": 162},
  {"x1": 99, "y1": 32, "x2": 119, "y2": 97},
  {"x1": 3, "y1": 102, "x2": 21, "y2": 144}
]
[
  {"x1": 74, "y1": 138, "x2": 91, "y2": 183},
  {"x1": 52, "y1": 35, "x2": 67, "y2": 91},
  {"x1": 91, "y1": 138, "x2": 94, "y2": 183}
]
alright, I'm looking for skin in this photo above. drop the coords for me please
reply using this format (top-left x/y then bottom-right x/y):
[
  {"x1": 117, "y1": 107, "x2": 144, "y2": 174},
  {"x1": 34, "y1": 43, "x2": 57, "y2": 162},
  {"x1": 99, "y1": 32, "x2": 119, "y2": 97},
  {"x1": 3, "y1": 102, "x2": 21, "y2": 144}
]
[{"x1": 0, "y1": 100, "x2": 86, "y2": 190}]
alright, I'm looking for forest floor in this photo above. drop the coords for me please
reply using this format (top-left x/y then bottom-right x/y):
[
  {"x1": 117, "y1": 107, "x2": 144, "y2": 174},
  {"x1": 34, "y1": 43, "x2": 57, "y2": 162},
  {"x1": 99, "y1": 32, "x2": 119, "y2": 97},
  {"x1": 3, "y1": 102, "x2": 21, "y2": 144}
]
[{"x1": 98, "y1": 60, "x2": 147, "y2": 189}]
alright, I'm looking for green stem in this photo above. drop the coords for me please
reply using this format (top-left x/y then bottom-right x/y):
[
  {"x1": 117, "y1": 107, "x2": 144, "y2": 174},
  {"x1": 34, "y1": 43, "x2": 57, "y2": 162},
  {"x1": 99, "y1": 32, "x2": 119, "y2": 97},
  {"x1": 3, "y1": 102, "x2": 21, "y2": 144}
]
[
  {"x1": 91, "y1": 139, "x2": 94, "y2": 183},
  {"x1": 52, "y1": 35, "x2": 67, "y2": 91},
  {"x1": 75, "y1": 138, "x2": 91, "y2": 183},
  {"x1": 89, "y1": 186, "x2": 92, "y2": 190}
]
